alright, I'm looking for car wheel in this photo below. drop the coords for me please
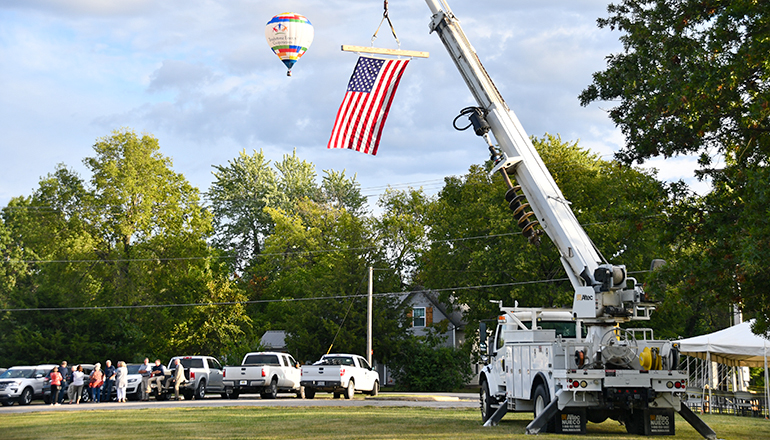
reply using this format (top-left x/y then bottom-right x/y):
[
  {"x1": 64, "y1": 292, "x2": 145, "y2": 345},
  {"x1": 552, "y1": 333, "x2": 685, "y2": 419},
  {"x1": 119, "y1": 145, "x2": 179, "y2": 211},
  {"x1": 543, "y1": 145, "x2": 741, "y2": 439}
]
[
  {"x1": 194, "y1": 380, "x2": 206, "y2": 400},
  {"x1": 304, "y1": 388, "x2": 315, "y2": 399},
  {"x1": 344, "y1": 380, "x2": 355, "y2": 400},
  {"x1": 80, "y1": 388, "x2": 90, "y2": 403},
  {"x1": 480, "y1": 380, "x2": 494, "y2": 423},
  {"x1": 43, "y1": 394, "x2": 51, "y2": 405},
  {"x1": 19, "y1": 388, "x2": 33, "y2": 406},
  {"x1": 1, "y1": 400, "x2": 13, "y2": 407}
]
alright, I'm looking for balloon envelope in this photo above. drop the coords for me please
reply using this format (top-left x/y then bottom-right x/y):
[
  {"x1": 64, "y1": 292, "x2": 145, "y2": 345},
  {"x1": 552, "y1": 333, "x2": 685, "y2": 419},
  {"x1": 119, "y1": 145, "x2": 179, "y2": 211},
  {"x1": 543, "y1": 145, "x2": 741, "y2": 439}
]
[{"x1": 265, "y1": 13, "x2": 314, "y2": 73}]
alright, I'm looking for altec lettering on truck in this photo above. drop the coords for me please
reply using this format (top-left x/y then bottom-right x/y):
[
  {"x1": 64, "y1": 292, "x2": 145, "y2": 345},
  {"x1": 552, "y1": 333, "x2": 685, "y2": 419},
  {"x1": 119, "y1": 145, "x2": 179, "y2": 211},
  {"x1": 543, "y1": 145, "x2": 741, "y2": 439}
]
[{"x1": 422, "y1": 1, "x2": 715, "y2": 438}]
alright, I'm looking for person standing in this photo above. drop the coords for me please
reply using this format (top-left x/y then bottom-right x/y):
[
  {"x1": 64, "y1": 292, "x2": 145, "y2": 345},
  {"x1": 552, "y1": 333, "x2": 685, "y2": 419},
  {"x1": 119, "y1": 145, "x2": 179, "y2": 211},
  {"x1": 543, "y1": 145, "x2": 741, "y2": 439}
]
[
  {"x1": 137, "y1": 358, "x2": 151, "y2": 401},
  {"x1": 71, "y1": 365, "x2": 85, "y2": 404},
  {"x1": 58, "y1": 361, "x2": 68, "y2": 404},
  {"x1": 89, "y1": 363, "x2": 104, "y2": 403},
  {"x1": 115, "y1": 361, "x2": 128, "y2": 403},
  {"x1": 171, "y1": 358, "x2": 186, "y2": 400},
  {"x1": 48, "y1": 366, "x2": 63, "y2": 406},
  {"x1": 102, "y1": 360, "x2": 116, "y2": 402},
  {"x1": 67, "y1": 366, "x2": 77, "y2": 403}
]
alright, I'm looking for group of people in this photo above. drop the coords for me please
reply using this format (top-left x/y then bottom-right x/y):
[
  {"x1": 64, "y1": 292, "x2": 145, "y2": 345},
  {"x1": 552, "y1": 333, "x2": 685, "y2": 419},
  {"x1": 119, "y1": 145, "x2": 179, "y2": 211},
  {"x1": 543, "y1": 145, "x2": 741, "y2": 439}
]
[
  {"x1": 47, "y1": 360, "x2": 131, "y2": 405},
  {"x1": 137, "y1": 358, "x2": 186, "y2": 401}
]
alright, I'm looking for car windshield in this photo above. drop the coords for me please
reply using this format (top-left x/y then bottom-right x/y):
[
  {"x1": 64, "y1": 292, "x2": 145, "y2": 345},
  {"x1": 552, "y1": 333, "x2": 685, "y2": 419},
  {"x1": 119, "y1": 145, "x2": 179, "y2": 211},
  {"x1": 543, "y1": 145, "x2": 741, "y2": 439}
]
[
  {"x1": 243, "y1": 354, "x2": 280, "y2": 366},
  {"x1": 0, "y1": 368, "x2": 35, "y2": 379},
  {"x1": 127, "y1": 364, "x2": 142, "y2": 374}
]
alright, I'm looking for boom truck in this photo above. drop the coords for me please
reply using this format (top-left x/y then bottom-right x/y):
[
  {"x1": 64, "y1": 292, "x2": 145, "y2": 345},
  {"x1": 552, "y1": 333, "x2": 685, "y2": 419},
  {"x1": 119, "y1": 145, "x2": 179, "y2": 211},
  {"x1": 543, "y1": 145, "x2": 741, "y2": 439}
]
[{"x1": 422, "y1": 1, "x2": 715, "y2": 438}]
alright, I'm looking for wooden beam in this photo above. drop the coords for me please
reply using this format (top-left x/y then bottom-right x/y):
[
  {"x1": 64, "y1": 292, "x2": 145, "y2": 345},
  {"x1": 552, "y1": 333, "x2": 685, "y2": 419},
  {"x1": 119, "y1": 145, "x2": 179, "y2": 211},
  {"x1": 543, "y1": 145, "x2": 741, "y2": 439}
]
[{"x1": 341, "y1": 45, "x2": 429, "y2": 59}]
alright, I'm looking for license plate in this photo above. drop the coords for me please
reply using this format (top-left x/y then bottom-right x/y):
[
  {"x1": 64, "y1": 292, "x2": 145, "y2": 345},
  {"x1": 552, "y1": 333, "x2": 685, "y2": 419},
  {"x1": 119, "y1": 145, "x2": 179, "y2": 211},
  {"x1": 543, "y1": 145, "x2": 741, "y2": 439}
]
[
  {"x1": 239, "y1": 380, "x2": 248, "y2": 385},
  {"x1": 317, "y1": 381, "x2": 325, "y2": 386}
]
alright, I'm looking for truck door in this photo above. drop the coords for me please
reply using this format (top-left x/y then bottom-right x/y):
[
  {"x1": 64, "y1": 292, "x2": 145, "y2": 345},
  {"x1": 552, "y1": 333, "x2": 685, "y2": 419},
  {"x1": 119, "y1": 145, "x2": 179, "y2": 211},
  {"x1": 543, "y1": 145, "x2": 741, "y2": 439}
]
[
  {"x1": 285, "y1": 355, "x2": 301, "y2": 388},
  {"x1": 357, "y1": 357, "x2": 377, "y2": 390},
  {"x1": 206, "y1": 358, "x2": 224, "y2": 391},
  {"x1": 492, "y1": 325, "x2": 507, "y2": 392}
]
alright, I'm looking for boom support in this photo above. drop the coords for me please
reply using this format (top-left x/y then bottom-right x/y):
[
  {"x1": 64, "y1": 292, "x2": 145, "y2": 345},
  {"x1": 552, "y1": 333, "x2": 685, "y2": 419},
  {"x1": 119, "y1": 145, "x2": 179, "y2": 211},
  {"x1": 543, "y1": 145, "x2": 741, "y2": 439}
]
[{"x1": 424, "y1": 0, "x2": 651, "y2": 322}]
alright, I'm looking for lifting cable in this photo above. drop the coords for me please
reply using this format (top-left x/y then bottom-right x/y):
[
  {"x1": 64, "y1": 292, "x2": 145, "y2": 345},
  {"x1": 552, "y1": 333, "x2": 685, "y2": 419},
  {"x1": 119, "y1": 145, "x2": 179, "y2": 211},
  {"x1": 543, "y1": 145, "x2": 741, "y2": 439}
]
[{"x1": 371, "y1": 0, "x2": 400, "y2": 49}]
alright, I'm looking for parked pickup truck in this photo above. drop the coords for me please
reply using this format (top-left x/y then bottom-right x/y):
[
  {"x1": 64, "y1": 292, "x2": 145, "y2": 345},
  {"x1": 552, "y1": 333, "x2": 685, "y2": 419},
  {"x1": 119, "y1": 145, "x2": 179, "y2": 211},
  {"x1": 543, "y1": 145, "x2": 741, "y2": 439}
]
[
  {"x1": 300, "y1": 354, "x2": 379, "y2": 399},
  {"x1": 148, "y1": 355, "x2": 226, "y2": 400},
  {"x1": 222, "y1": 352, "x2": 303, "y2": 399}
]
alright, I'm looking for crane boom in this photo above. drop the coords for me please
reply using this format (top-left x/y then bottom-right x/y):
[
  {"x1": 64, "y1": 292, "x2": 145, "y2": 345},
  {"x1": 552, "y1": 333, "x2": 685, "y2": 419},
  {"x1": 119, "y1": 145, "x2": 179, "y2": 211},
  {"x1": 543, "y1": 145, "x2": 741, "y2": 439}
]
[{"x1": 424, "y1": 0, "x2": 652, "y2": 322}]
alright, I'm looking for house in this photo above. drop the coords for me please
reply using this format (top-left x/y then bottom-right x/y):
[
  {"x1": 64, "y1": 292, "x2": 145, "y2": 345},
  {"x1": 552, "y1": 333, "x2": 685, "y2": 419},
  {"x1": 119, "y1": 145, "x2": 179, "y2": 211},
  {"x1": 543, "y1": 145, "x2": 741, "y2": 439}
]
[{"x1": 403, "y1": 290, "x2": 467, "y2": 349}]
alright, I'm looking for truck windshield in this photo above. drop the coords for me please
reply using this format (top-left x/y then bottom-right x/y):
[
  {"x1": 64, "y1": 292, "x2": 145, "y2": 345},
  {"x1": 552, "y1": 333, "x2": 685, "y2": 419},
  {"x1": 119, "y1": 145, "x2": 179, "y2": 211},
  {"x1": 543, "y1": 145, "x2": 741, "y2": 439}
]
[
  {"x1": 178, "y1": 358, "x2": 205, "y2": 369},
  {"x1": 538, "y1": 321, "x2": 587, "y2": 338},
  {"x1": 321, "y1": 356, "x2": 354, "y2": 366},
  {"x1": 243, "y1": 354, "x2": 280, "y2": 366}
]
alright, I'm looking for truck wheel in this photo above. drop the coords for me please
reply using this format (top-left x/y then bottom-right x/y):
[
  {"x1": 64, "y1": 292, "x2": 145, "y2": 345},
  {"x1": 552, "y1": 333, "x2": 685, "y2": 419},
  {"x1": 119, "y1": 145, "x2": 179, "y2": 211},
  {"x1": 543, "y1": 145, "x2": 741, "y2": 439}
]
[
  {"x1": 344, "y1": 380, "x2": 355, "y2": 399},
  {"x1": 260, "y1": 378, "x2": 278, "y2": 399},
  {"x1": 480, "y1": 380, "x2": 494, "y2": 423},
  {"x1": 19, "y1": 388, "x2": 33, "y2": 406},
  {"x1": 304, "y1": 388, "x2": 316, "y2": 399},
  {"x1": 533, "y1": 384, "x2": 552, "y2": 432},
  {"x1": 194, "y1": 380, "x2": 206, "y2": 400},
  {"x1": 368, "y1": 381, "x2": 379, "y2": 397},
  {"x1": 228, "y1": 390, "x2": 240, "y2": 399}
]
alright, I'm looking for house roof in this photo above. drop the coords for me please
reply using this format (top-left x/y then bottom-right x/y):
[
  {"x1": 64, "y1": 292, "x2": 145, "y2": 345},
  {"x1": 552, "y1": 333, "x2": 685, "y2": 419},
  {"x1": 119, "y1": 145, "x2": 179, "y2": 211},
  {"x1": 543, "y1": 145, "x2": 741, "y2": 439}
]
[
  {"x1": 260, "y1": 330, "x2": 286, "y2": 350},
  {"x1": 402, "y1": 289, "x2": 467, "y2": 328}
]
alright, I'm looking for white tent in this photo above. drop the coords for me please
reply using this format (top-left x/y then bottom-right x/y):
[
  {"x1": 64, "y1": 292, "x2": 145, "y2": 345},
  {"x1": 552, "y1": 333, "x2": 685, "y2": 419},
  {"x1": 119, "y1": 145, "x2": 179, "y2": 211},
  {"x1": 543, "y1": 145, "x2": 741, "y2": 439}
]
[{"x1": 677, "y1": 319, "x2": 770, "y2": 416}]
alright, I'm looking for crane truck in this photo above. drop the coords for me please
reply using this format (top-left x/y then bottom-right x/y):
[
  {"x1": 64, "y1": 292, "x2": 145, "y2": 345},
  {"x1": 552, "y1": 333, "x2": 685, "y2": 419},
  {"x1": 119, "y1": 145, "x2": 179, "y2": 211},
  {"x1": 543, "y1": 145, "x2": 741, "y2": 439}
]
[{"x1": 423, "y1": 1, "x2": 715, "y2": 438}]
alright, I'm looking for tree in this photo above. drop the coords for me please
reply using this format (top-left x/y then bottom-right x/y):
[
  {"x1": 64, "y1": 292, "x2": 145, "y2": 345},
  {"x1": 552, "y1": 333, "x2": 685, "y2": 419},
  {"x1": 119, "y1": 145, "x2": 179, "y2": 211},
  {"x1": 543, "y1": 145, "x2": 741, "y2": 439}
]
[
  {"x1": 580, "y1": 1, "x2": 770, "y2": 335},
  {"x1": 580, "y1": 0, "x2": 770, "y2": 168}
]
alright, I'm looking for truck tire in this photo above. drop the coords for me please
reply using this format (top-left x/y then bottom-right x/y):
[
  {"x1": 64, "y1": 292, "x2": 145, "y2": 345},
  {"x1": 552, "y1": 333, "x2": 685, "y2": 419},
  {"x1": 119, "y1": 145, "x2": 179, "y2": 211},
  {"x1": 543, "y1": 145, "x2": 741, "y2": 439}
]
[
  {"x1": 480, "y1": 380, "x2": 494, "y2": 423},
  {"x1": 532, "y1": 384, "x2": 552, "y2": 432},
  {"x1": 367, "y1": 381, "x2": 379, "y2": 396},
  {"x1": 260, "y1": 378, "x2": 278, "y2": 399},
  {"x1": 344, "y1": 380, "x2": 355, "y2": 399},
  {"x1": 194, "y1": 380, "x2": 206, "y2": 400},
  {"x1": 227, "y1": 390, "x2": 240, "y2": 399},
  {"x1": 19, "y1": 388, "x2": 33, "y2": 406},
  {"x1": 304, "y1": 388, "x2": 316, "y2": 399}
]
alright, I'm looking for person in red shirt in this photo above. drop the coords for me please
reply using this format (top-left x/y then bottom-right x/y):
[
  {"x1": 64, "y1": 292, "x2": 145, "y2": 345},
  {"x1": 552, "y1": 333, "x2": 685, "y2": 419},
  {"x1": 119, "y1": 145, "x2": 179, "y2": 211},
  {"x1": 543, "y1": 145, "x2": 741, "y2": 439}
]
[{"x1": 49, "y1": 366, "x2": 63, "y2": 406}]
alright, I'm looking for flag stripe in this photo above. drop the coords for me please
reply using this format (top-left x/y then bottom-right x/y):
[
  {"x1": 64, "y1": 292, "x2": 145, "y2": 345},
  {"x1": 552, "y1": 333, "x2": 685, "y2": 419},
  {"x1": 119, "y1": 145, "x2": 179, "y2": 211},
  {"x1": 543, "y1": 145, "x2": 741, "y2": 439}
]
[{"x1": 327, "y1": 56, "x2": 410, "y2": 156}]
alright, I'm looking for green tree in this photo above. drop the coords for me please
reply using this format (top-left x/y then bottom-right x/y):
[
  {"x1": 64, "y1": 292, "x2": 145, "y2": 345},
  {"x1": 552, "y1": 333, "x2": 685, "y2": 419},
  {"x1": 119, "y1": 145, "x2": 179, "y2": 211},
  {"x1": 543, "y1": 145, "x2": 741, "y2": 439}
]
[{"x1": 580, "y1": 0, "x2": 770, "y2": 335}]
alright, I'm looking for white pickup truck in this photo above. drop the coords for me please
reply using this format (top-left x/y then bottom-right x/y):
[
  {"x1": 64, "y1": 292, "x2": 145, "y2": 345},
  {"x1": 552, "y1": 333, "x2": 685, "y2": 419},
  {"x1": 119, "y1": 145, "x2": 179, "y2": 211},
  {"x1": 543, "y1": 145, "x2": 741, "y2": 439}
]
[
  {"x1": 300, "y1": 354, "x2": 380, "y2": 399},
  {"x1": 222, "y1": 352, "x2": 303, "y2": 399}
]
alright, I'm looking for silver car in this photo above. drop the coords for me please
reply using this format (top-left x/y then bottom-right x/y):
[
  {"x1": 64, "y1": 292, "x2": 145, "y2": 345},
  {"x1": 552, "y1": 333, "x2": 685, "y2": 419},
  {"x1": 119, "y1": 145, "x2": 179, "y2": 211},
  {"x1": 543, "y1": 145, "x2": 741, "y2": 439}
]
[{"x1": 0, "y1": 365, "x2": 57, "y2": 406}]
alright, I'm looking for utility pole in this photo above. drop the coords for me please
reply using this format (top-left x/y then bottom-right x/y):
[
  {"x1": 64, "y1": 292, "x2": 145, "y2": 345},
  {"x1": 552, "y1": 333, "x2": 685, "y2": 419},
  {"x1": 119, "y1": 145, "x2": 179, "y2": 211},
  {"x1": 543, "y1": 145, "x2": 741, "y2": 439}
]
[{"x1": 367, "y1": 266, "x2": 373, "y2": 366}]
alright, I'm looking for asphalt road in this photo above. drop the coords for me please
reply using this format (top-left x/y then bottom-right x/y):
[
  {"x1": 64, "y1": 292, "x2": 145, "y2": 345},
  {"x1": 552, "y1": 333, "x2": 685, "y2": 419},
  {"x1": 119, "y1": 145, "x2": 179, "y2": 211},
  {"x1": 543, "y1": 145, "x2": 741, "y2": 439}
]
[{"x1": 0, "y1": 392, "x2": 479, "y2": 414}]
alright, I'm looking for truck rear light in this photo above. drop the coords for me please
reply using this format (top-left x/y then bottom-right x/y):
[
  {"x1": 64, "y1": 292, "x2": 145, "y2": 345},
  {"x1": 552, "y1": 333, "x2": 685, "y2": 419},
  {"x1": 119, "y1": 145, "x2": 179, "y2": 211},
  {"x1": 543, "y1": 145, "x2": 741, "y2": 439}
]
[
  {"x1": 340, "y1": 368, "x2": 345, "y2": 376},
  {"x1": 261, "y1": 369, "x2": 266, "y2": 377},
  {"x1": 190, "y1": 371, "x2": 195, "y2": 379},
  {"x1": 572, "y1": 380, "x2": 579, "y2": 388},
  {"x1": 223, "y1": 370, "x2": 226, "y2": 378}
]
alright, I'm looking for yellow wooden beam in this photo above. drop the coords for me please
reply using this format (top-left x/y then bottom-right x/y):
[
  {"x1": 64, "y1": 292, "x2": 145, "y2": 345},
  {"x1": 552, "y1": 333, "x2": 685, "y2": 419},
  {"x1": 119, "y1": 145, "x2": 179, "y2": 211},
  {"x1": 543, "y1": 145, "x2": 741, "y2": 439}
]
[{"x1": 341, "y1": 45, "x2": 429, "y2": 59}]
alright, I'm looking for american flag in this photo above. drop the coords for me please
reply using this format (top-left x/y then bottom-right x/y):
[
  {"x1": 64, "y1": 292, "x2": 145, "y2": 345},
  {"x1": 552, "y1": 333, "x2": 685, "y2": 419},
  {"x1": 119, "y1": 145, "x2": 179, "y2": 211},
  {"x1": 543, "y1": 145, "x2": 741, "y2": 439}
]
[{"x1": 327, "y1": 56, "x2": 410, "y2": 155}]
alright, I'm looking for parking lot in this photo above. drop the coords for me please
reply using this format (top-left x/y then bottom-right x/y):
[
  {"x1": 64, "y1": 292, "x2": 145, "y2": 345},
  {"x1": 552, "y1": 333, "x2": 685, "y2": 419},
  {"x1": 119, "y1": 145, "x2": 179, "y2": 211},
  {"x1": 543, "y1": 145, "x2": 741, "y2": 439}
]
[{"x1": 0, "y1": 392, "x2": 478, "y2": 414}]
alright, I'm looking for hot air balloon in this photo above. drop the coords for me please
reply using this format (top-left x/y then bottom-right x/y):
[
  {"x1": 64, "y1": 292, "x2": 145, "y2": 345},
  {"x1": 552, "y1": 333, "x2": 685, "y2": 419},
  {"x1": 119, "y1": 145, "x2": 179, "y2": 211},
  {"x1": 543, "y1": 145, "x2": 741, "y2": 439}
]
[{"x1": 265, "y1": 13, "x2": 314, "y2": 76}]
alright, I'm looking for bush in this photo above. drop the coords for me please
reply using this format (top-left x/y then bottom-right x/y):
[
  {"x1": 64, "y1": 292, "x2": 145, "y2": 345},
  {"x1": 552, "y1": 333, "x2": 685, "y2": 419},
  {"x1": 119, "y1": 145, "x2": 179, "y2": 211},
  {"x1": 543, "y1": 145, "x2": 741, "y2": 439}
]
[{"x1": 388, "y1": 330, "x2": 473, "y2": 391}]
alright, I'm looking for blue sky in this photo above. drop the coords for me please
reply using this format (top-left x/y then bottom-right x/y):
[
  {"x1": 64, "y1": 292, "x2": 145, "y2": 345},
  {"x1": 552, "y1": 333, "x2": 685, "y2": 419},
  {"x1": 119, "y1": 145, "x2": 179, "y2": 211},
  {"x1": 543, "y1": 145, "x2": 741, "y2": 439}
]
[{"x1": 0, "y1": 0, "x2": 707, "y2": 209}]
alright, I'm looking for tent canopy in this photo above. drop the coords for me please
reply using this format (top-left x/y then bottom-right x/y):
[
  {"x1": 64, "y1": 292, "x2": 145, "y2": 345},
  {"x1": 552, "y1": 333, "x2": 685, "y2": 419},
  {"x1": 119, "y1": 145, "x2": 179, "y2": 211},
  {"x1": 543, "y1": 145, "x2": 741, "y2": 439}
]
[{"x1": 677, "y1": 319, "x2": 770, "y2": 368}]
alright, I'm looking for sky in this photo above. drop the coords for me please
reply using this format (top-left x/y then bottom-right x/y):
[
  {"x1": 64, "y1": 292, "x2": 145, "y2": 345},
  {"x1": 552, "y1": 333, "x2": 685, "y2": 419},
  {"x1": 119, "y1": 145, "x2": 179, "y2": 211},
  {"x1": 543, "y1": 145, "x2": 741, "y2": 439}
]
[{"x1": 0, "y1": 0, "x2": 709, "y2": 210}]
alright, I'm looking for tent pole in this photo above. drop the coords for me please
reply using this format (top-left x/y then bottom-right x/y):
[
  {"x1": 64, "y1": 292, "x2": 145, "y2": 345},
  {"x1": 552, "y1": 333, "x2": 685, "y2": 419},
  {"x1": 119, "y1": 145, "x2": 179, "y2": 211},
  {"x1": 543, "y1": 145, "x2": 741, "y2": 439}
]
[{"x1": 764, "y1": 343, "x2": 770, "y2": 419}]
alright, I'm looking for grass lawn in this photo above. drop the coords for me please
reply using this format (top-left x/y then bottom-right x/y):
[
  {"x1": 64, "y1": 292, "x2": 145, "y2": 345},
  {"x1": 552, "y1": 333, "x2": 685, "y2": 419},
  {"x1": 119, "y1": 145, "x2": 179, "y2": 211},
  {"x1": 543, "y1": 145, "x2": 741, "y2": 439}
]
[{"x1": 0, "y1": 406, "x2": 767, "y2": 439}]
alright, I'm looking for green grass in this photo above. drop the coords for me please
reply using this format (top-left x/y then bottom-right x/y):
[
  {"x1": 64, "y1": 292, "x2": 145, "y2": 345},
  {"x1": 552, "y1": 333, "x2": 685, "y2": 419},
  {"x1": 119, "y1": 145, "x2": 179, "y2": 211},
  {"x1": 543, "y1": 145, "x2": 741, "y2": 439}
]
[{"x1": 0, "y1": 406, "x2": 767, "y2": 439}]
